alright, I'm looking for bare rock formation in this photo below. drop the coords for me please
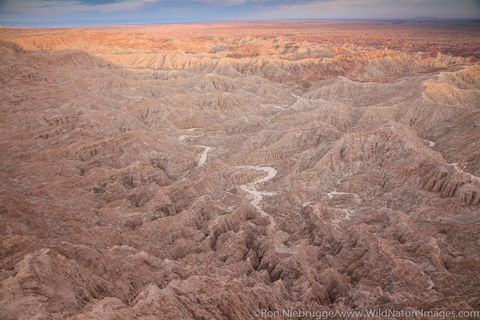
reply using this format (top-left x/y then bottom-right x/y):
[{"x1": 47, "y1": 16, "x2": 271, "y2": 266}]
[{"x1": 0, "y1": 21, "x2": 479, "y2": 319}]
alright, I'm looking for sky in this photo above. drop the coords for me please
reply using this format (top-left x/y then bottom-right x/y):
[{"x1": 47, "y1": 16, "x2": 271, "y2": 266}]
[{"x1": 0, "y1": 0, "x2": 479, "y2": 27}]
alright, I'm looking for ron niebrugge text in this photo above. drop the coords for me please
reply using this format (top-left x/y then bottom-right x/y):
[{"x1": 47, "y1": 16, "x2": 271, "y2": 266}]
[{"x1": 253, "y1": 308, "x2": 480, "y2": 319}]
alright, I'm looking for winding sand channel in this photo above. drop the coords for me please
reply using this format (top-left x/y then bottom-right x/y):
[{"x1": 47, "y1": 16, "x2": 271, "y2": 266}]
[
  {"x1": 237, "y1": 165, "x2": 277, "y2": 223},
  {"x1": 197, "y1": 145, "x2": 212, "y2": 167}
]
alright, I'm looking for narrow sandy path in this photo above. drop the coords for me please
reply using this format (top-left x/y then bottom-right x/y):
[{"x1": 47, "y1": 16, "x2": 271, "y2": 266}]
[
  {"x1": 197, "y1": 145, "x2": 212, "y2": 167},
  {"x1": 326, "y1": 175, "x2": 359, "y2": 201},
  {"x1": 237, "y1": 165, "x2": 277, "y2": 222},
  {"x1": 424, "y1": 139, "x2": 436, "y2": 147},
  {"x1": 177, "y1": 129, "x2": 212, "y2": 167},
  {"x1": 449, "y1": 162, "x2": 480, "y2": 183},
  {"x1": 237, "y1": 165, "x2": 298, "y2": 254}
]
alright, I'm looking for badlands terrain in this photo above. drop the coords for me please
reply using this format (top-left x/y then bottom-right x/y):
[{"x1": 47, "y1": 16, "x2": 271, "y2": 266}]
[{"x1": 0, "y1": 21, "x2": 480, "y2": 319}]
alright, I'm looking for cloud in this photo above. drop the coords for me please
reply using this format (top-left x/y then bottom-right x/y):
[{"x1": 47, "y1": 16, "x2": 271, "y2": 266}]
[
  {"x1": 254, "y1": 0, "x2": 480, "y2": 20},
  {"x1": 199, "y1": 0, "x2": 249, "y2": 4},
  {"x1": 1, "y1": 0, "x2": 479, "y2": 27},
  {"x1": 0, "y1": 0, "x2": 327, "y2": 14},
  {"x1": 0, "y1": 0, "x2": 156, "y2": 14},
  {"x1": 189, "y1": 0, "x2": 329, "y2": 6}
]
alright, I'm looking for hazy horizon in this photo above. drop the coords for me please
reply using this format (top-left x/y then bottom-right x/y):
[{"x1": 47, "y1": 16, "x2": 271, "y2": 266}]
[
  {"x1": 3, "y1": 18, "x2": 480, "y2": 29},
  {"x1": 0, "y1": 0, "x2": 479, "y2": 28}
]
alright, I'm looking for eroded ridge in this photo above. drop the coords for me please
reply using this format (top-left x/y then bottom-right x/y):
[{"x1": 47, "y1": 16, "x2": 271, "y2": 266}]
[{"x1": 1, "y1": 21, "x2": 479, "y2": 320}]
